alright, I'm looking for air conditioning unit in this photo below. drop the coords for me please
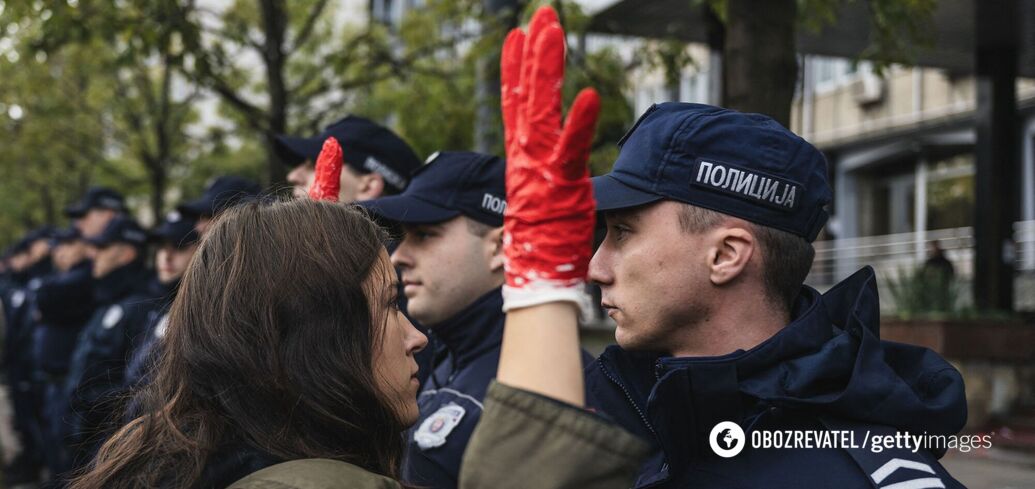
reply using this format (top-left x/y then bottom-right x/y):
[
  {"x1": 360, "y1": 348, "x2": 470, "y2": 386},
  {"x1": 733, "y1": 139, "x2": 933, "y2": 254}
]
[{"x1": 851, "y1": 75, "x2": 885, "y2": 106}]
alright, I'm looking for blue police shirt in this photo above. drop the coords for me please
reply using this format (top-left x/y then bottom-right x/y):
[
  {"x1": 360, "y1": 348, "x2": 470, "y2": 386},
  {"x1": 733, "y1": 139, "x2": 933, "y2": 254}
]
[
  {"x1": 402, "y1": 288, "x2": 504, "y2": 489},
  {"x1": 585, "y1": 267, "x2": 968, "y2": 489}
]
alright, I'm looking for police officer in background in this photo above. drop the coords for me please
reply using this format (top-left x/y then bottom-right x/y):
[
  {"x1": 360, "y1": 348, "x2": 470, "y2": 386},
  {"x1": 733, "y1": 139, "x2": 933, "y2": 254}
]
[
  {"x1": 274, "y1": 115, "x2": 422, "y2": 200},
  {"x1": 178, "y1": 176, "x2": 262, "y2": 236},
  {"x1": 61, "y1": 216, "x2": 156, "y2": 471},
  {"x1": 360, "y1": 152, "x2": 510, "y2": 489},
  {"x1": 584, "y1": 103, "x2": 966, "y2": 488},
  {"x1": 65, "y1": 187, "x2": 127, "y2": 239},
  {"x1": 1, "y1": 227, "x2": 54, "y2": 485},
  {"x1": 124, "y1": 211, "x2": 199, "y2": 389},
  {"x1": 33, "y1": 227, "x2": 97, "y2": 479}
]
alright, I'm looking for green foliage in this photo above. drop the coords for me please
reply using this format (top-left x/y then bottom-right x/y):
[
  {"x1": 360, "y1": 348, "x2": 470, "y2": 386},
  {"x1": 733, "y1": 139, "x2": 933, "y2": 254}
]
[
  {"x1": 703, "y1": 0, "x2": 937, "y2": 74},
  {"x1": 0, "y1": 0, "x2": 634, "y2": 247},
  {"x1": 885, "y1": 265, "x2": 961, "y2": 319},
  {"x1": 799, "y1": 0, "x2": 937, "y2": 73},
  {"x1": 0, "y1": 30, "x2": 116, "y2": 245}
]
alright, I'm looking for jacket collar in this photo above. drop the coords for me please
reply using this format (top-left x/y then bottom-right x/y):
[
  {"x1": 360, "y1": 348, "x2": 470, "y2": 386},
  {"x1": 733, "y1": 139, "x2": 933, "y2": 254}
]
[
  {"x1": 93, "y1": 260, "x2": 148, "y2": 305},
  {"x1": 598, "y1": 267, "x2": 966, "y2": 484},
  {"x1": 428, "y1": 288, "x2": 504, "y2": 369}
]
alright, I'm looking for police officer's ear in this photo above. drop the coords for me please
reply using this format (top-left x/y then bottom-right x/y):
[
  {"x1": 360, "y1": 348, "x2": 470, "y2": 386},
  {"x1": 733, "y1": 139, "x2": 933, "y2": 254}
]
[
  {"x1": 706, "y1": 221, "x2": 755, "y2": 287},
  {"x1": 355, "y1": 173, "x2": 386, "y2": 201},
  {"x1": 487, "y1": 226, "x2": 505, "y2": 274}
]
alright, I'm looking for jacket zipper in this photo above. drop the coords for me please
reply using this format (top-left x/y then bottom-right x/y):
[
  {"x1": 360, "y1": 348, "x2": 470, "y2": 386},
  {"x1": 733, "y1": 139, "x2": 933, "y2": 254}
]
[{"x1": 598, "y1": 361, "x2": 658, "y2": 439}]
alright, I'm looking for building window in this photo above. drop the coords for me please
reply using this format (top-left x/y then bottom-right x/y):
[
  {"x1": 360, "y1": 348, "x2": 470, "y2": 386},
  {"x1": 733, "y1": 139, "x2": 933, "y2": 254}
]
[{"x1": 811, "y1": 56, "x2": 871, "y2": 94}]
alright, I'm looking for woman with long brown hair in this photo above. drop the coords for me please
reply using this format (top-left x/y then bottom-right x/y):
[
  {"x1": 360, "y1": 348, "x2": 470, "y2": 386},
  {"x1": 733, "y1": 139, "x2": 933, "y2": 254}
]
[
  {"x1": 71, "y1": 7, "x2": 648, "y2": 489},
  {"x1": 70, "y1": 200, "x2": 425, "y2": 488}
]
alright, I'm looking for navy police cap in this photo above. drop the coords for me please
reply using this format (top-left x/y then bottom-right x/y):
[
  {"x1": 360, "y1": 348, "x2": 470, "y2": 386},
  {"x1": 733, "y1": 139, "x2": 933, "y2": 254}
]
[
  {"x1": 49, "y1": 227, "x2": 81, "y2": 246},
  {"x1": 274, "y1": 115, "x2": 422, "y2": 193},
  {"x1": 592, "y1": 103, "x2": 831, "y2": 242},
  {"x1": 12, "y1": 226, "x2": 57, "y2": 253},
  {"x1": 358, "y1": 151, "x2": 506, "y2": 227},
  {"x1": 64, "y1": 187, "x2": 126, "y2": 218},
  {"x1": 87, "y1": 216, "x2": 148, "y2": 248},
  {"x1": 178, "y1": 176, "x2": 262, "y2": 218},
  {"x1": 149, "y1": 211, "x2": 199, "y2": 249}
]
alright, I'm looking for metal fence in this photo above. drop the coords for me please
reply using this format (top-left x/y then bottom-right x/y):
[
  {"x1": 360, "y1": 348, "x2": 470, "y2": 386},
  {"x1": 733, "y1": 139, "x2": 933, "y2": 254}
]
[{"x1": 805, "y1": 220, "x2": 1035, "y2": 312}]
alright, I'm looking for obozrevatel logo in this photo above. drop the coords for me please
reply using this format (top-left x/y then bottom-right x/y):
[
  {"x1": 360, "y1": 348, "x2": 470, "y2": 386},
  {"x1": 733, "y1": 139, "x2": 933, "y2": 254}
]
[{"x1": 709, "y1": 421, "x2": 746, "y2": 458}]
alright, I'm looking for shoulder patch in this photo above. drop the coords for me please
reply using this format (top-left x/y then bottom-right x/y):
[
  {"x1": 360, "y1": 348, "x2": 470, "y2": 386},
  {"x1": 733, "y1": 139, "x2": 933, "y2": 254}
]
[
  {"x1": 102, "y1": 305, "x2": 124, "y2": 329},
  {"x1": 154, "y1": 313, "x2": 170, "y2": 339},
  {"x1": 10, "y1": 290, "x2": 25, "y2": 308},
  {"x1": 413, "y1": 402, "x2": 466, "y2": 450}
]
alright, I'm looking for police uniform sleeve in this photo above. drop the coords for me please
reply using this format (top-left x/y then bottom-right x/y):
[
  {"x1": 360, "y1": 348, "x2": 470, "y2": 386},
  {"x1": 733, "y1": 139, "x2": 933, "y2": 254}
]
[{"x1": 459, "y1": 381, "x2": 649, "y2": 489}]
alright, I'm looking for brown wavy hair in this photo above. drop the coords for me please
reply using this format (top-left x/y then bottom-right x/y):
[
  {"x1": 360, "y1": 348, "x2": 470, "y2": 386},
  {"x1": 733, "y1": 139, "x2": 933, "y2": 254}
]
[{"x1": 69, "y1": 199, "x2": 405, "y2": 489}]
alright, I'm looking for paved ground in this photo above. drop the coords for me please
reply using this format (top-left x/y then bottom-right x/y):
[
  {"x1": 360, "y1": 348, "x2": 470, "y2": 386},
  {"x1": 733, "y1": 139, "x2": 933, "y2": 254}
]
[{"x1": 943, "y1": 450, "x2": 1035, "y2": 488}]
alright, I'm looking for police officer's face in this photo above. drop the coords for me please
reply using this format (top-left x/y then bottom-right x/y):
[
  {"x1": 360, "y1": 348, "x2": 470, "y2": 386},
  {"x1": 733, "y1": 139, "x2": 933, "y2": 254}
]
[
  {"x1": 338, "y1": 166, "x2": 384, "y2": 203},
  {"x1": 156, "y1": 242, "x2": 198, "y2": 284},
  {"x1": 287, "y1": 161, "x2": 315, "y2": 199},
  {"x1": 391, "y1": 216, "x2": 504, "y2": 326},
  {"x1": 369, "y1": 251, "x2": 428, "y2": 425},
  {"x1": 194, "y1": 216, "x2": 212, "y2": 236},
  {"x1": 27, "y1": 239, "x2": 51, "y2": 266},
  {"x1": 53, "y1": 240, "x2": 89, "y2": 272},
  {"x1": 590, "y1": 201, "x2": 712, "y2": 354},
  {"x1": 77, "y1": 208, "x2": 117, "y2": 239},
  {"x1": 92, "y1": 243, "x2": 138, "y2": 278},
  {"x1": 9, "y1": 252, "x2": 29, "y2": 272}
]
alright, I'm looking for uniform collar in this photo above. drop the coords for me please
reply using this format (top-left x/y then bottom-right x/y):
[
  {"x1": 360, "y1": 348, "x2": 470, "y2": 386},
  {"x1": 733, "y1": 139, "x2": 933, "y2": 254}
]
[
  {"x1": 428, "y1": 288, "x2": 504, "y2": 369},
  {"x1": 597, "y1": 283, "x2": 831, "y2": 473},
  {"x1": 147, "y1": 276, "x2": 181, "y2": 309},
  {"x1": 600, "y1": 267, "x2": 967, "y2": 484},
  {"x1": 93, "y1": 260, "x2": 148, "y2": 305}
]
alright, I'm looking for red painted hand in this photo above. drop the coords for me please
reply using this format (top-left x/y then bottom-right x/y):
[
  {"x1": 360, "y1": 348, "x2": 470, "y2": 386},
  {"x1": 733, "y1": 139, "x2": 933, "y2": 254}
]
[
  {"x1": 501, "y1": 6, "x2": 600, "y2": 297},
  {"x1": 308, "y1": 137, "x2": 343, "y2": 202}
]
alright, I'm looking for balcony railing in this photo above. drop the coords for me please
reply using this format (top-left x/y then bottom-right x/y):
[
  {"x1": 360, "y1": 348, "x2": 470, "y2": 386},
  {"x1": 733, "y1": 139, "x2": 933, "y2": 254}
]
[{"x1": 806, "y1": 220, "x2": 1035, "y2": 312}]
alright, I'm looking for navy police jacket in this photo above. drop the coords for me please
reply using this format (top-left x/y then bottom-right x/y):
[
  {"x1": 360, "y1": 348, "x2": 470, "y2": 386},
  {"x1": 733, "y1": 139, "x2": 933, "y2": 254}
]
[
  {"x1": 402, "y1": 288, "x2": 504, "y2": 489},
  {"x1": 124, "y1": 277, "x2": 179, "y2": 389},
  {"x1": 64, "y1": 261, "x2": 156, "y2": 439},
  {"x1": 2, "y1": 261, "x2": 50, "y2": 379},
  {"x1": 33, "y1": 260, "x2": 95, "y2": 376},
  {"x1": 585, "y1": 267, "x2": 967, "y2": 489}
]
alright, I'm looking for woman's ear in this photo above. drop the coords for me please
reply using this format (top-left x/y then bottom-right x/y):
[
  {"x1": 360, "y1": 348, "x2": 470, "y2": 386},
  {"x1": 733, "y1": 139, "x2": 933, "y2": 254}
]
[{"x1": 708, "y1": 225, "x2": 754, "y2": 286}]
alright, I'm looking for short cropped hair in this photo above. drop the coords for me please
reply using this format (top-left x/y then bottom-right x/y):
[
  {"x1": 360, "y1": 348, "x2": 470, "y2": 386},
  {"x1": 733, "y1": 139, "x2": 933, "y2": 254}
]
[
  {"x1": 678, "y1": 204, "x2": 814, "y2": 313},
  {"x1": 464, "y1": 217, "x2": 497, "y2": 237}
]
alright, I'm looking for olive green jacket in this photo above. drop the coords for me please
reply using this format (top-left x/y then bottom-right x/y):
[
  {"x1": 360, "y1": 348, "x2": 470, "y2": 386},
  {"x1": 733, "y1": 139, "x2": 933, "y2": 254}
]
[{"x1": 228, "y1": 382, "x2": 649, "y2": 489}]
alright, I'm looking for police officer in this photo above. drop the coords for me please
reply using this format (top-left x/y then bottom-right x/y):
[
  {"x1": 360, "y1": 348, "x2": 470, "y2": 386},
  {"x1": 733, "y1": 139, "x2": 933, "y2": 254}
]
[
  {"x1": 274, "y1": 115, "x2": 422, "y2": 200},
  {"x1": 64, "y1": 186, "x2": 127, "y2": 239},
  {"x1": 178, "y1": 175, "x2": 262, "y2": 236},
  {"x1": 584, "y1": 103, "x2": 966, "y2": 488},
  {"x1": 33, "y1": 227, "x2": 97, "y2": 478},
  {"x1": 1, "y1": 227, "x2": 54, "y2": 485},
  {"x1": 359, "y1": 152, "x2": 507, "y2": 489},
  {"x1": 61, "y1": 216, "x2": 156, "y2": 469},
  {"x1": 124, "y1": 210, "x2": 199, "y2": 389}
]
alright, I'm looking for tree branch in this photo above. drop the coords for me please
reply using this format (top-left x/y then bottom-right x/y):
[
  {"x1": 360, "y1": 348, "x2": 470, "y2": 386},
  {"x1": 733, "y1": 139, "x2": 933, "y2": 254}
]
[{"x1": 289, "y1": 0, "x2": 331, "y2": 54}]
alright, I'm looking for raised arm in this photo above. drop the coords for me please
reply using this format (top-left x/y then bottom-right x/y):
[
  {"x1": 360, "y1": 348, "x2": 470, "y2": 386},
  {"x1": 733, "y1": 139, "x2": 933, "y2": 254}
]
[{"x1": 495, "y1": 6, "x2": 600, "y2": 407}]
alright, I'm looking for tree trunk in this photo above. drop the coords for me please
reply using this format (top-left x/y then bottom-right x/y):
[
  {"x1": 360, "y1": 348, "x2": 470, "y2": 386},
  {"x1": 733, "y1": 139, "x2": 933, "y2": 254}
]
[
  {"x1": 260, "y1": 0, "x2": 289, "y2": 188},
  {"x1": 722, "y1": 0, "x2": 797, "y2": 127},
  {"x1": 150, "y1": 162, "x2": 167, "y2": 223},
  {"x1": 475, "y1": 0, "x2": 521, "y2": 153}
]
